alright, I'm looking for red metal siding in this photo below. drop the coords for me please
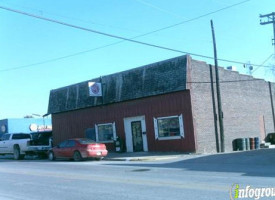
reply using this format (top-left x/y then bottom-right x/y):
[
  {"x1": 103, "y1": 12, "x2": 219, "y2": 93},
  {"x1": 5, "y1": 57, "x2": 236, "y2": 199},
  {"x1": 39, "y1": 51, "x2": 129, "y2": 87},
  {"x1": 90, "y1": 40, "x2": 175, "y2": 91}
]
[{"x1": 52, "y1": 90, "x2": 196, "y2": 152}]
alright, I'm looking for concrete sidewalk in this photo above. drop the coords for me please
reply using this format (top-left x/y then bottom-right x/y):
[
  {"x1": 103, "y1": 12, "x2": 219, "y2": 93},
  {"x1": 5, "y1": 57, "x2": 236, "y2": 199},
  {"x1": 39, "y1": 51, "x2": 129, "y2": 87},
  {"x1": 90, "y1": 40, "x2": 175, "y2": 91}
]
[
  {"x1": 103, "y1": 149, "x2": 275, "y2": 163},
  {"x1": 104, "y1": 152, "x2": 199, "y2": 161}
]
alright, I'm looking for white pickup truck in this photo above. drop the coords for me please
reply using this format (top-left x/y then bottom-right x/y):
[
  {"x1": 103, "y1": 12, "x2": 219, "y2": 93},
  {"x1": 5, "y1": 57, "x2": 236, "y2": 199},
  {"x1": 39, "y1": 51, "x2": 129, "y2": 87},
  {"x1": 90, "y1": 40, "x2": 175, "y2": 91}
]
[{"x1": 0, "y1": 132, "x2": 52, "y2": 160}]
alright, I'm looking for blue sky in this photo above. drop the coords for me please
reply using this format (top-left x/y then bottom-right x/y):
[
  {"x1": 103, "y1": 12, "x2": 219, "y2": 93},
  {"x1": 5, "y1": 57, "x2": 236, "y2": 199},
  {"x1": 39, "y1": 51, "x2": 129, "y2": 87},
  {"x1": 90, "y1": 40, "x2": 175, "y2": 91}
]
[{"x1": 0, "y1": 0, "x2": 274, "y2": 119}]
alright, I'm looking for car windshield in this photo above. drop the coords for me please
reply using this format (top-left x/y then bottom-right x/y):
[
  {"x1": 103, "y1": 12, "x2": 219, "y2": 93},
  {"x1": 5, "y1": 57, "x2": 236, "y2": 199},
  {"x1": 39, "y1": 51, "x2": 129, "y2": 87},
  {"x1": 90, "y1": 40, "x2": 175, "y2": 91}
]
[
  {"x1": 31, "y1": 132, "x2": 39, "y2": 140},
  {"x1": 78, "y1": 138, "x2": 96, "y2": 144},
  {"x1": 31, "y1": 131, "x2": 52, "y2": 139},
  {"x1": 12, "y1": 133, "x2": 31, "y2": 140}
]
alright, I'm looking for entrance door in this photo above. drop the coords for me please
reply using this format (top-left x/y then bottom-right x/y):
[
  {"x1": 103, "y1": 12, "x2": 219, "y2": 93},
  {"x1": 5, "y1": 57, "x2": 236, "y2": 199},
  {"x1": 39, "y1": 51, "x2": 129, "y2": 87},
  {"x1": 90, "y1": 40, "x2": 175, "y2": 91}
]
[
  {"x1": 124, "y1": 116, "x2": 148, "y2": 152},
  {"x1": 131, "y1": 121, "x2": 143, "y2": 152}
]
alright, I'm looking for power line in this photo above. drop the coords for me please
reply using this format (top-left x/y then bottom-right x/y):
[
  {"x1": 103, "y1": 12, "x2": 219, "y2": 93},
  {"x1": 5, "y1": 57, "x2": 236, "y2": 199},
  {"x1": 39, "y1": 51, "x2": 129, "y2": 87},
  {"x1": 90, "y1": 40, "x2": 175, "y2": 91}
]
[
  {"x1": 0, "y1": 42, "x2": 122, "y2": 72},
  {"x1": 1, "y1": 1, "x2": 254, "y2": 72},
  {"x1": 135, "y1": 0, "x2": 252, "y2": 37},
  {"x1": 2, "y1": 0, "x2": 252, "y2": 42},
  {"x1": 0, "y1": 1, "x2": 254, "y2": 71},
  {"x1": 3, "y1": 2, "x2": 141, "y2": 34},
  {"x1": 252, "y1": 53, "x2": 274, "y2": 74},
  {"x1": 0, "y1": 6, "x2": 212, "y2": 55},
  {"x1": 133, "y1": 0, "x2": 186, "y2": 19},
  {"x1": 1, "y1": 2, "x2": 271, "y2": 72},
  {"x1": 187, "y1": 79, "x2": 264, "y2": 84}
]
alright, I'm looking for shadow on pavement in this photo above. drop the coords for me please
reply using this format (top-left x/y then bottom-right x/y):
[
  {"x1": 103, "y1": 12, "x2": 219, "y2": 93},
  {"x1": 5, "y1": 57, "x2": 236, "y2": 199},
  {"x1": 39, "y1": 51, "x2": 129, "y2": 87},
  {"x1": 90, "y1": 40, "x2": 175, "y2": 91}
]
[
  {"x1": 0, "y1": 155, "x2": 48, "y2": 162},
  {"x1": 106, "y1": 149, "x2": 275, "y2": 178}
]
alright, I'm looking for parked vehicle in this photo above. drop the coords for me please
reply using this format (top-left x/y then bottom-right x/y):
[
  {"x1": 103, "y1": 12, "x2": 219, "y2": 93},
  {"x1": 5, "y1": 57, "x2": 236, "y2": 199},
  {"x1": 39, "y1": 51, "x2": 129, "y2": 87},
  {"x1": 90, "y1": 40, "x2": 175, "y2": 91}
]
[
  {"x1": 0, "y1": 132, "x2": 53, "y2": 160},
  {"x1": 29, "y1": 131, "x2": 53, "y2": 157},
  {"x1": 30, "y1": 131, "x2": 52, "y2": 146},
  {"x1": 265, "y1": 132, "x2": 275, "y2": 144},
  {"x1": 48, "y1": 138, "x2": 108, "y2": 161}
]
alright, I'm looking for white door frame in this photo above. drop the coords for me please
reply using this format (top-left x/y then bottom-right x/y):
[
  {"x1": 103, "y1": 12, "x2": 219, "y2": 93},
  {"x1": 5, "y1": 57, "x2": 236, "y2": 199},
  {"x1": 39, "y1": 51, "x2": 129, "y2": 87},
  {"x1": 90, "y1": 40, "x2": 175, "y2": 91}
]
[{"x1": 123, "y1": 116, "x2": 148, "y2": 152}]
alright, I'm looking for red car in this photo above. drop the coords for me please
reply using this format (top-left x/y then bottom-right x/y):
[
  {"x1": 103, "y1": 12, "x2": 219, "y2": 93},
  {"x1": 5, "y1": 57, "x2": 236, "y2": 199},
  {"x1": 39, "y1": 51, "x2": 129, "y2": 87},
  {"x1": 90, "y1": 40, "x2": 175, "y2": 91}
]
[{"x1": 48, "y1": 138, "x2": 108, "y2": 161}]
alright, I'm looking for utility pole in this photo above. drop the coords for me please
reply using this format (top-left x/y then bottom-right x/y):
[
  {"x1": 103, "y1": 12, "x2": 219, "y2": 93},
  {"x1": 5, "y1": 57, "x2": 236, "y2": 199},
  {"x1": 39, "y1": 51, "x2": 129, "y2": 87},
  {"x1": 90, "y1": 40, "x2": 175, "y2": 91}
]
[
  {"x1": 260, "y1": 12, "x2": 275, "y2": 55},
  {"x1": 268, "y1": 82, "x2": 275, "y2": 132},
  {"x1": 260, "y1": 13, "x2": 275, "y2": 80},
  {"x1": 209, "y1": 64, "x2": 220, "y2": 153},
  {"x1": 211, "y1": 20, "x2": 225, "y2": 152},
  {"x1": 260, "y1": 13, "x2": 275, "y2": 131}
]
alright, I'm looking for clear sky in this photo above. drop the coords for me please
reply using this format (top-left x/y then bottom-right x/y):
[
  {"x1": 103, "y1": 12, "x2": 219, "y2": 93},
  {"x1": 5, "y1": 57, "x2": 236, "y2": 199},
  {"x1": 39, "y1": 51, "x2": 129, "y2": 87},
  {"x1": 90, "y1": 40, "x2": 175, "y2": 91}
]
[{"x1": 0, "y1": 0, "x2": 275, "y2": 119}]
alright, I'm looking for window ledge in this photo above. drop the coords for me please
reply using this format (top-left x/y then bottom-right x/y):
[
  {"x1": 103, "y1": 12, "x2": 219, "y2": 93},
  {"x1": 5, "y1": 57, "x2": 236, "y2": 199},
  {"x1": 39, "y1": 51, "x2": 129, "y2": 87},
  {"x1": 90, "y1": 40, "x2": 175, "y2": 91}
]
[{"x1": 157, "y1": 136, "x2": 182, "y2": 140}]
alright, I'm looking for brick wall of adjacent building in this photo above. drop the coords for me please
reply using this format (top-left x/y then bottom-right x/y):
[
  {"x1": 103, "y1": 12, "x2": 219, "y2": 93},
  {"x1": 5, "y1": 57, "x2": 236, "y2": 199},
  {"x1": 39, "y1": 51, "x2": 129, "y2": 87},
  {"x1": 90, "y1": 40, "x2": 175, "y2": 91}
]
[{"x1": 187, "y1": 56, "x2": 275, "y2": 153}]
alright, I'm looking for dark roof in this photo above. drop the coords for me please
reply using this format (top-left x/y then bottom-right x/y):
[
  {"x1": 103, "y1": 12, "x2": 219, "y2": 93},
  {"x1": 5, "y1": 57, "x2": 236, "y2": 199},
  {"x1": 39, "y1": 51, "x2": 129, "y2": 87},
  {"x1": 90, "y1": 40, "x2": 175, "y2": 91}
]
[{"x1": 48, "y1": 55, "x2": 187, "y2": 114}]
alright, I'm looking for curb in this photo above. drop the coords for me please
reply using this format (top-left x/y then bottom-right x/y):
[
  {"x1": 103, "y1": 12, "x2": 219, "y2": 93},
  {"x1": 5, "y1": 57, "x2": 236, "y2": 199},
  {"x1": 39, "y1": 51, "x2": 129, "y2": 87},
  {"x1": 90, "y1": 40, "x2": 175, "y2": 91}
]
[{"x1": 104, "y1": 155, "x2": 181, "y2": 162}]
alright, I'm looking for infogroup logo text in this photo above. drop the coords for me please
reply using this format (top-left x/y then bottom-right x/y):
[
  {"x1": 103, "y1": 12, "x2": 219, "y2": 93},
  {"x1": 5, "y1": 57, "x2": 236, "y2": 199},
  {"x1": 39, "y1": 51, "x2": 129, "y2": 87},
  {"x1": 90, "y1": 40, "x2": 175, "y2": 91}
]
[{"x1": 230, "y1": 184, "x2": 275, "y2": 200}]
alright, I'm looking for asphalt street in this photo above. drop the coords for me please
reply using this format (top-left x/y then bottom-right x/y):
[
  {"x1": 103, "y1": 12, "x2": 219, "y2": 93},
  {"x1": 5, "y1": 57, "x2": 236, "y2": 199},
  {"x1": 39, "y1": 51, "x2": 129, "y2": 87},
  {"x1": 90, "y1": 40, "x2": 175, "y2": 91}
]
[{"x1": 0, "y1": 149, "x2": 274, "y2": 200}]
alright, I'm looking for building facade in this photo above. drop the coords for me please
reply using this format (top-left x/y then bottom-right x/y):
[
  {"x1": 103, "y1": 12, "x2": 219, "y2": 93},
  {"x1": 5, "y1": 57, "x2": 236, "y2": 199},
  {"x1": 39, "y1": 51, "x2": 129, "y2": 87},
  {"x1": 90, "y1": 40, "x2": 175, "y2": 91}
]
[{"x1": 47, "y1": 55, "x2": 275, "y2": 153}]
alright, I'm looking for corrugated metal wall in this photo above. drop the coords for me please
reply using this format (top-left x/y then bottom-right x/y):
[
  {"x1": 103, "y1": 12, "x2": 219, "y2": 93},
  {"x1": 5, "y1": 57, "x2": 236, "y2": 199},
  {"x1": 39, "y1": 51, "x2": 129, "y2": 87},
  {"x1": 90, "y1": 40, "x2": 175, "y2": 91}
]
[{"x1": 52, "y1": 90, "x2": 196, "y2": 152}]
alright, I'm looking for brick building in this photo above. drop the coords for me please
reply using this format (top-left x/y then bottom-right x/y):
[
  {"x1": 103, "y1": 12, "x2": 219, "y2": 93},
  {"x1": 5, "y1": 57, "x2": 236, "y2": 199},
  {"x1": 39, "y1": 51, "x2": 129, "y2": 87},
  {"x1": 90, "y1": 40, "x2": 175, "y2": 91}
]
[{"x1": 47, "y1": 55, "x2": 275, "y2": 153}]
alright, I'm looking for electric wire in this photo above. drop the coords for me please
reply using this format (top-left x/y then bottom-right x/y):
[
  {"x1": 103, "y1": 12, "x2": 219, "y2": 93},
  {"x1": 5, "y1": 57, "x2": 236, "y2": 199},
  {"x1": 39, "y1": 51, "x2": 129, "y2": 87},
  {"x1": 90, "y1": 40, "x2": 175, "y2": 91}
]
[
  {"x1": 1, "y1": 1, "x2": 271, "y2": 73},
  {"x1": 0, "y1": 5, "x2": 228, "y2": 61},
  {"x1": 187, "y1": 79, "x2": 264, "y2": 84},
  {"x1": 133, "y1": 0, "x2": 252, "y2": 37},
  {"x1": 0, "y1": 1, "x2": 256, "y2": 71},
  {"x1": 251, "y1": 53, "x2": 274, "y2": 74},
  {"x1": 3, "y1": 2, "x2": 141, "y2": 34},
  {"x1": 0, "y1": 43, "x2": 121, "y2": 72},
  {"x1": 133, "y1": 0, "x2": 186, "y2": 19}
]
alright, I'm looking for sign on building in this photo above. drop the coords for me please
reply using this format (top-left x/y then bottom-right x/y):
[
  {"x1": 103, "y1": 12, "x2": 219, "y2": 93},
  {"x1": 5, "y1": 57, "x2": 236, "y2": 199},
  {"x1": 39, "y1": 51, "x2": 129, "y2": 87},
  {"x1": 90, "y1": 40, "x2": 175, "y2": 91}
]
[{"x1": 88, "y1": 82, "x2": 102, "y2": 97}]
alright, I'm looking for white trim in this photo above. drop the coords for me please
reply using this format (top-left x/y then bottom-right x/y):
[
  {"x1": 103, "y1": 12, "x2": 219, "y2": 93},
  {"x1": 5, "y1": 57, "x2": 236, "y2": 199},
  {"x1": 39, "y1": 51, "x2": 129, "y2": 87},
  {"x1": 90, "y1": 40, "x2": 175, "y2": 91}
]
[
  {"x1": 124, "y1": 118, "x2": 133, "y2": 152},
  {"x1": 123, "y1": 116, "x2": 148, "y2": 152},
  {"x1": 112, "y1": 122, "x2": 117, "y2": 140},
  {"x1": 95, "y1": 123, "x2": 115, "y2": 143},
  {"x1": 157, "y1": 115, "x2": 179, "y2": 120},
  {"x1": 153, "y1": 118, "x2": 158, "y2": 140},
  {"x1": 158, "y1": 136, "x2": 182, "y2": 140},
  {"x1": 95, "y1": 124, "x2": 99, "y2": 142},
  {"x1": 141, "y1": 118, "x2": 148, "y2": 152},
  {"x1": 154, "y1": 114, "x2": 184, "y2": 140},
  {"x1": 179, "y1": 114, "x2": 184, "y2": 138}
]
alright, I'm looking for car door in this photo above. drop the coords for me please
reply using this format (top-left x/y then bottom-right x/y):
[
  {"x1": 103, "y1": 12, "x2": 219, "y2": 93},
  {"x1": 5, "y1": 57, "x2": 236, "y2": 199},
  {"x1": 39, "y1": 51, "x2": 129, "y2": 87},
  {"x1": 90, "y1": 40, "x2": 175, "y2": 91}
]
[
  {"x1": 63, "y1": 140, "x2": 76, "y2": 158},
  {"x1": 54, "y1": 140, "x2": 69, "y2": 158},
  {"x1": 0, "y1": 134, "x2": 11, "y2": 154},
  {"x1": 9, "y1": 133, "x2": 31, "y2": 153}
]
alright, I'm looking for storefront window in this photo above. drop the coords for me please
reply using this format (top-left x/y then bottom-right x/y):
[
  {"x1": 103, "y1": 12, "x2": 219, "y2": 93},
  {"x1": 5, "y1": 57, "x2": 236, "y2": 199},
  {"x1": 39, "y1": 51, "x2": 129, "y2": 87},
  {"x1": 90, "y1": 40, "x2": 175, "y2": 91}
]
[
  {"x1": 95, "y1": 123, "x2": 116, "y2": 143},
  {"x1": 153, "y1": 115, "x2": 184, "y2": 140}
]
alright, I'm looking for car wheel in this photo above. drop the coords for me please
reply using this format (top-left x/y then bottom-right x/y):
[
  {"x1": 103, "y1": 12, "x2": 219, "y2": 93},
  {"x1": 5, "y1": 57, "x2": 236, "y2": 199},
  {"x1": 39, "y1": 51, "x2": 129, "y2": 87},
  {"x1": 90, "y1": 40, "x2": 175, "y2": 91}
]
[
  {"x1": 73, "y1": 151, "x2": 82, "y2": 161},
  {"x1": 38, "y1": 153, "x2": 48, "y2": 159},
  {"x1": 95, "y1": 157, "x2": 103, "y2": 161},
  {"x1": 48, "y1": 151, "x2": 55, "y2": 161},
  {"x1": 13, "y1": 145, "x2": 21, "y2": 160}
]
